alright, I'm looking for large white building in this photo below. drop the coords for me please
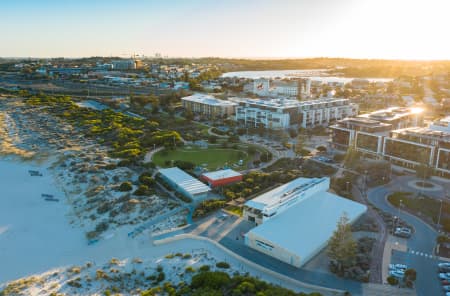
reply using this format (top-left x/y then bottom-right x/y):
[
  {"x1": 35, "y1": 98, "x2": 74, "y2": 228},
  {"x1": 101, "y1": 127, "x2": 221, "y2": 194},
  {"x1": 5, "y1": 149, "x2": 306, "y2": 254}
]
[
  {"x1": 158, "y1": 167, "x2": 211, "y2": 200},
  {"x1": 233, "y1": 97, "x2": 358, "y2": 129},
  {"x1": 244, "y1": 177, "x2": 367, "y2": 268},
  {"x1": 181, "y1": 94, "x2": 237, "y2": 118}
]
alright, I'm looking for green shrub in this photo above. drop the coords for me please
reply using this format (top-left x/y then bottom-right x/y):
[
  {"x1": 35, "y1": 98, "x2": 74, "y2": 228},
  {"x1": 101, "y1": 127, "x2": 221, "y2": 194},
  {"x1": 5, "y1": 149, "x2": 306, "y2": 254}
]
[
  {"x1": 215, "y1": 262, "x2": 230, "y2": 269},
  {"x1": 387, "y1": 276, "x2": 398, "y2": 285},
  {"x1": 118, "y1": 181, "x2": 132, "y2": 192},
  {"x1": 199, "y1": 265, "x2": 210, "y2": 272}
]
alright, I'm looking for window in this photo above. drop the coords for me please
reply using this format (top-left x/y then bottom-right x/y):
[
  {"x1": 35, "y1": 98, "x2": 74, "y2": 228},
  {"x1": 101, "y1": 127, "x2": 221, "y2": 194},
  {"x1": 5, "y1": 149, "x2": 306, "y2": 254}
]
[{"x1": 256, "y1": 240, "x2": 274, "y2": 251}]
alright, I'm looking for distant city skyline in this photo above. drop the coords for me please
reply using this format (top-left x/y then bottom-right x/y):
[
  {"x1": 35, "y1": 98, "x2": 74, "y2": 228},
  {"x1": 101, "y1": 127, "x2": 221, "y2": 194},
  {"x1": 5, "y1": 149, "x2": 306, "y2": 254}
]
[{"x1": 2, "y1": 0, "x2": 450, "y2": 60}]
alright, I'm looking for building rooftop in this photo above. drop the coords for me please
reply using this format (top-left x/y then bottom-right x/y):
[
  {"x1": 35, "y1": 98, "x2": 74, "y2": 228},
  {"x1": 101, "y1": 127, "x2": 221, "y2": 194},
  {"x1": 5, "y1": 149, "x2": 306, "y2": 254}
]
[
  {"x1": 201, "y1": 169, "x2": 242, "y2": 181},
  {"x1": 244, "y1": 177, "x2": 327, "y2": 212},
  {"x1": 359, "y1": 107, "x2": 423, "y2": 122},
  {"x1": 182, "y1": 94, "x2": 237, "y2": 106},
  {"x1": 336, "y1": 117, "x2": 392, "y2": 128},
  {"x1": 158, "y1": 167, "x2": 210, "y2": 195},
  {"x1": 246, "y1": 191, "x2": 367, "y2": 264},
  {"x1": 392, "y1": 127, "x2": 450, "y2": 142},
  {"x1": 234, "y1": 97, "x2": 350, "y2": 110}
]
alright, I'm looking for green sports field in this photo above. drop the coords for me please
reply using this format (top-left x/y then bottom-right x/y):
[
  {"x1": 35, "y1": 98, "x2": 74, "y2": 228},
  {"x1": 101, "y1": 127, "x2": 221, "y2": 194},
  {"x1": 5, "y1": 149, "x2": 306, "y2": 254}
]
[{"x1": 152, "y1": 146, "x2": 249, "y2": 170}]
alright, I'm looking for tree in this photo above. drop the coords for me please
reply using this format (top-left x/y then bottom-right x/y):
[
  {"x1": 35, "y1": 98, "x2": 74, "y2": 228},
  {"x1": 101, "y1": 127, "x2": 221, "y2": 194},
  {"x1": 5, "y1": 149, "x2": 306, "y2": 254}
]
[
  {"x1": 208, "y1": 135, "x2": 218, "y2": 144},
  {"x1": 184, "y1": 109, "x2": 194, "y2": 121},
  {"x1": 328, "y1": 213, "x2": 357, "y2": 273},
  {"x1": 404, "y1": 268, "x2": 417, "y2": 281},
  {"x1": 295, "y1": 134, "x2": 307, "y2": 156},
  {"x1": 343, "y1": 141, "x2": 360, "y2": 169}
]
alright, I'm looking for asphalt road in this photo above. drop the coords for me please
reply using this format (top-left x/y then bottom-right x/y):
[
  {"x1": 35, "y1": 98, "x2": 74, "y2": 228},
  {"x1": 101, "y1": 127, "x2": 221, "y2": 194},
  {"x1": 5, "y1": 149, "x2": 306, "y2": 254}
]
[{"x1": 367, "y1": 178, "x2": 441, "y2": 296}]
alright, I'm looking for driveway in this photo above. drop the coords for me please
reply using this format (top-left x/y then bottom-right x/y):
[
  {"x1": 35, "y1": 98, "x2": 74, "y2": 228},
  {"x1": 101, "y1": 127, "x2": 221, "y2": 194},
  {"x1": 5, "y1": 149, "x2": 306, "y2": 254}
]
[{"x1": 367, "y1": 178, "x2": 440, "y2": 296}]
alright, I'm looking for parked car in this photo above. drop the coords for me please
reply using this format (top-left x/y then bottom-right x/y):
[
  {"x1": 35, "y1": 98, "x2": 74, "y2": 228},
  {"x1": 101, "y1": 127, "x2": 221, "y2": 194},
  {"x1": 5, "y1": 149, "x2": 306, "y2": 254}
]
[
  {"x1": 394, "y1": 227, "x2": 412, "y2": 238},
  {"x1": 442, "y1": 279, "x2": 450, "y2": 285},
  {"x1": 389, "y1": 270, "x2": 405, "y2": 278},
  {"x1": 439, "y1": 273, "x2": 450, "y2": 280},
  {"x1": 444, "y1": 286, "x2": 450, "y2": 292},
  {"x1": 439, "y1": 263, "x2": 450, "y2": 272},
  {"x1": 389, "y1": 263, "x2": 407, "y2": 271}
]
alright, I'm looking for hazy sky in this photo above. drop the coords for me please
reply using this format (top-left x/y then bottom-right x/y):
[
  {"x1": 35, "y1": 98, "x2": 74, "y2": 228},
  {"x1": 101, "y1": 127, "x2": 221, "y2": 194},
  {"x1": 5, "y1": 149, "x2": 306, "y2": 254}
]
[{"x1": 2, "y1": 0, "x2": 449, "y2": 59}]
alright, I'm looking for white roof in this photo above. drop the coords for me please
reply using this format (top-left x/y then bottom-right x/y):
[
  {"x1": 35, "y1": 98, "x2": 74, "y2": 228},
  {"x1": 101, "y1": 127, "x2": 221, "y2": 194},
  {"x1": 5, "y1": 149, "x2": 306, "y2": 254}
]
[
  {"x1": 159, "y1": 167, "x2": 210, "y2": 195},
  {"x1": 244, "y1": 177, "x2": 326, "y2": 211},
  {"x1": 247, "y1": 192, "x2": 367, "y2": 263},
  {"x1": 202, "y1": 169, "x2": 242, "y2": 181},
  {"x1": 181, "y1": 94, "x2": 237, "y2": 107}
]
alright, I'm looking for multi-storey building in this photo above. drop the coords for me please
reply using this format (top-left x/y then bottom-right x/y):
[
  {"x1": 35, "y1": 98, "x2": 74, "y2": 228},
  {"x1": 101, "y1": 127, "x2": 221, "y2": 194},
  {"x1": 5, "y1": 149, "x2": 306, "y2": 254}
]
[
  {"x1": 233, "y1": 97, "x2": 358, "y2": 129},
  {"x1": 244, "y1": 78, "x2": 311, "y2": 98},
  {"x1": 330, "y1": 110, "x2": 450, "y2": 178},
  {"x1": 383, "y1": 117, "x2": 450, "y2": 177},
  {"x1": 330, "y1": 107, "x2": 424, "y2": 155},
  {"x1": 181, "y1": 94, "x2": 237, "y2": 118}
]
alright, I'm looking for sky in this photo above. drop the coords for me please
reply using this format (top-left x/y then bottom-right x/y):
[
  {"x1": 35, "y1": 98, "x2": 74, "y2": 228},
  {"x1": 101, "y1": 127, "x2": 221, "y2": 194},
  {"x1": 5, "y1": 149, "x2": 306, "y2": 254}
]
[{"x1": 1, "y1": 0, "x2": 450, "y2": 60}]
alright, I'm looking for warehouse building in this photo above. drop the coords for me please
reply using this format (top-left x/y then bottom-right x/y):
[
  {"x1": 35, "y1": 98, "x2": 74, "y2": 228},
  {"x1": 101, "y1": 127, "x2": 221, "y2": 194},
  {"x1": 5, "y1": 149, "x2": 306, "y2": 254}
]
[
  {"x1": 200, "y1": 169, "x2": 243, "y2": 188},
  {"x1": 244, "y1": 177, "x2": 367, "y2": 268},
  {"x1": 158, "y1": 167, "x2": 211, "y2": 200}
]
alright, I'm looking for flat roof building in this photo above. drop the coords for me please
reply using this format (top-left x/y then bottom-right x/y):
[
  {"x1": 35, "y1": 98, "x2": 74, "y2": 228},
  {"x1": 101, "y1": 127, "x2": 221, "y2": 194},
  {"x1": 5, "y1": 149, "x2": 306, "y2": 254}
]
[
  {"x1": 181, "y1": 94, "x2": 237, "y2": 118},
  {"x1": 200, "y1": 169, "x2": 243, "y2": 188},
  {"x1": 158, "y1": 167, "x2": 211, "y2": 200},
  {"x1": 234, "y1": 97, "x2": 357, "y2": 129},
  {"x1": 244, "y1": 177, "x2": 367, "y2": 268},
  {"x1": 330, "y1": 107, "x2": 424, "y2": 155}
]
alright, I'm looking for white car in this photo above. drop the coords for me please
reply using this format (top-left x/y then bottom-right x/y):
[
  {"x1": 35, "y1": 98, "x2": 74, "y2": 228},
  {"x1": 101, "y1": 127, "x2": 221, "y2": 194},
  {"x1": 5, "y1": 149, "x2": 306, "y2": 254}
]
[
  {"x1": 440, "y1": 273, "x2": 450, "y2": 280},
  {"x1": 444, "y1": 286, "x2": 450, "y2": 292},
  {"x1": 394, "y1": 227, "x2": 412, "y2": 238},
  {"x1": 389, "y1": 270, "x2": 405, "y2": 278},
  {"x1": 389, "y1": 263, "x2": 407, "y2": 271},
  {"x1": 440, "y1": 263, "x2": 450, "y2": 269},
  {"x1": 446, "y1": 292, "x2": 450, "y2": 296}
]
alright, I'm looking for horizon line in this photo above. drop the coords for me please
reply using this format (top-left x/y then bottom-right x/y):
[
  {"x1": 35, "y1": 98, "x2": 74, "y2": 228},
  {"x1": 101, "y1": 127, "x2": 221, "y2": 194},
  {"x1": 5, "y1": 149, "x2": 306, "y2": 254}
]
[{"x1": 1, "y1": 55, "x2": 450, "y2": 62}]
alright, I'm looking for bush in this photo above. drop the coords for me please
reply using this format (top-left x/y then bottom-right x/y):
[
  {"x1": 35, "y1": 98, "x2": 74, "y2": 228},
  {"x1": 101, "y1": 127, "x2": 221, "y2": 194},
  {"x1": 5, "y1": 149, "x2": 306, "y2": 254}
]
[
  {"x1": 191, "y1": 271, "x2": 231, "y2": 290},
  {"x1": 133, "y1": 185, "x2": 149, "y2": 196},
  {"x1": 156, "y1": 271, "x2": 165, "y2": 283},
  {"x1": 215, "y1": 261, "x2": 230, "y2": 269},
  {"x1": 118, "y1": 181, "x2": 132, "y2": 192},
  {"x1": 199, "y1": 265, "x2": 210, "y2": 272},
  {"x1": 316, "y1": 146, "x2": 327, "y2": 152},
  {"x1": 193, "y1": 200, "x2": 226, "y2": 218},
  {"x1": 387, "y1": 276, "x2": 398, "y2": 285}
]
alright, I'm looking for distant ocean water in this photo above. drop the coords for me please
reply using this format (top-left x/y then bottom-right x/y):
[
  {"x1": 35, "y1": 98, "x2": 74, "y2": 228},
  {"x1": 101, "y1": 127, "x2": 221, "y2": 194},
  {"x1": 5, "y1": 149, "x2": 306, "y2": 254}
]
[{"x1": 221, "y1": 69, "x2": 393, "y2": 83}]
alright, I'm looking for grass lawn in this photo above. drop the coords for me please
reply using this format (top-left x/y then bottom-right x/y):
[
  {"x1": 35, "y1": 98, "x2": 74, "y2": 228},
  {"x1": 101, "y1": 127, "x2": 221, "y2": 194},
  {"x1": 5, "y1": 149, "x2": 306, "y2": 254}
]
[
  {"x1": 387, "y1": 192, "x2": 450, "y2": 225},
  {"x1": 153, "y1": 146, "x2": 250, "y2": 170}
]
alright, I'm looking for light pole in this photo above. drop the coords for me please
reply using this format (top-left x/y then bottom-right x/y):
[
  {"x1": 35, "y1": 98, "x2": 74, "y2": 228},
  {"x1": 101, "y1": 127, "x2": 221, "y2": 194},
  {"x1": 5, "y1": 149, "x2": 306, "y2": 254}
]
[
  {"x1": 438, "y1": 199, "x2": 443, "y2": 230},
  {"x1": 395, "y1": 199, "x2": 402, "y2": 232}
]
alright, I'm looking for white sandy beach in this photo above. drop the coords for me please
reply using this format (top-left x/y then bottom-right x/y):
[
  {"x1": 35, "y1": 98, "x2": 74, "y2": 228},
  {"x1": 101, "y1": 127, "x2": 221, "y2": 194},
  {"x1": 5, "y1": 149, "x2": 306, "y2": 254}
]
[{"x1": 0, "y1": 157, "x2": 319, "y2": 294}]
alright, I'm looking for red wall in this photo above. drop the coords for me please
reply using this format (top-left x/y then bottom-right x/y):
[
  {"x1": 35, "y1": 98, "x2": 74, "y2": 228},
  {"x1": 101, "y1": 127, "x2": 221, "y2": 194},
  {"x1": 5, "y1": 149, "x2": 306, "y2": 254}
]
[{"x1": 201, "y1": 175, "x2": 243, "y2": 188}]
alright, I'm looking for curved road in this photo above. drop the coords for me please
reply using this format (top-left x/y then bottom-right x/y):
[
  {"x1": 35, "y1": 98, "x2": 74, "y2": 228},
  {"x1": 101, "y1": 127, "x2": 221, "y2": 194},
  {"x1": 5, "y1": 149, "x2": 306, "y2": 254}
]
[{"x1": 367, "y1": 178, "x2": 440, "y2": 296}]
